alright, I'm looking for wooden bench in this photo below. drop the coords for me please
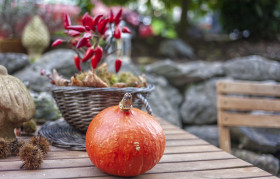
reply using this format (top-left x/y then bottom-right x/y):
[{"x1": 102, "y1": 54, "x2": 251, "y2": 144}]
[
  {"x1": 0, "y1": 118, "x2": 277, "y2": 178},
  {"x1": 217, "y1": 80, "x2": 280, "y2": 153}
]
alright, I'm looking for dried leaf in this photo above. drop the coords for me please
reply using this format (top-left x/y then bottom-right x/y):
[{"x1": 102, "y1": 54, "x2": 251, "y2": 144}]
[
  {"x1": 112, "y1": 82, "x2": 126, "y2": 88},
  {"x1": 138, "y1": 74, "x2": 148, "y2": 87},
  {"x1": 84, "y1": 71, "x2": 108, "y2": 88},
  {"x1": 52, "y1": 69, "x2": 70, "y2": 86},
  {"x1": 71, "y1": 75, "x2": 84, "y2": 86}
]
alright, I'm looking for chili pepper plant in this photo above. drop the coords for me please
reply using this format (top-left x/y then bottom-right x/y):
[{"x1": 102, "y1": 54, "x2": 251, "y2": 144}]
[{"x1": 42, "y1": 8, "x2": 147, "y2": 88}]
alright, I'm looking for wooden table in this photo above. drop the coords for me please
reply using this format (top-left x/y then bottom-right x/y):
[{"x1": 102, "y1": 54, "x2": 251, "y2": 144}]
[{"x1": 0, "y1": 118, "x2": 277, "y2": 179}]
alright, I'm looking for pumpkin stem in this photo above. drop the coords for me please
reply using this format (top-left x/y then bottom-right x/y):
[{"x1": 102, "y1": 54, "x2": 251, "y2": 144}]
[{"x1": 119, "y1": 93, "x2": 132, "y2": 111}]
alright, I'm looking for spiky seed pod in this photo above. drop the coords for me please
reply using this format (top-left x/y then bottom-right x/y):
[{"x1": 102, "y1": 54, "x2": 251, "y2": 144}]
[
  {"x1": 8, "y1": 139, "x2": 25, "y2": 156},
  {"x1": 19, "y1": 143, "x2": 43, "y2": 169},
  {"x1": 0, "y1": 138, "x2": 10, "y2": 159},
  {"x1": 22, "y1": 119, "x2": 37, "y2": 135},
  {"x1": 29, "y1": 136, "x2": 50, "y2": 155}
]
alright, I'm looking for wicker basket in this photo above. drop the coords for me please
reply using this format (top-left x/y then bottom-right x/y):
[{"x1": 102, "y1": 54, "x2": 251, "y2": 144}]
[{"x1": 51, "y1": 85, "x2": 154, "y2": 132}]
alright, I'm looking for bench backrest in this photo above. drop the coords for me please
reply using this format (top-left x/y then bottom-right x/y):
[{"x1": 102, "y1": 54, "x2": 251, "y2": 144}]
[{"x1": 217, "y1": 80, "x2": 280, "y2": 153}]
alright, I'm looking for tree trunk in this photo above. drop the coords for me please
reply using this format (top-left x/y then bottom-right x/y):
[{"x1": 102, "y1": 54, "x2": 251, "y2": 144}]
[{"x1": 177, "y1": 0, "x2": 189, "y2": 41}]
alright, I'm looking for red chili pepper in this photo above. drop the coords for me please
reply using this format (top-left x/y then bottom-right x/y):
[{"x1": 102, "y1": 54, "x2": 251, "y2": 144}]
[
  {"x1": 91, "y1": 55, "x2": 98, "y2": 69},
  {"x1": 115, "y1": 59, "x2": 122, "y2": 73},
  {"x1": 97, "y1": 18, "x2": 109, "y2": 35},
  {"x1": 114, "y1": 8, "x2": 122, "y2": 25},
  {"x1": 82, "y1": 12, "x2": 93, "y2": 27},
  {"x1": 64, "y1": 13, "x2": 71, "y2": 29},
  {"x1": 83, "y1": 32, "x2": 92, "y2": 39},
  {"x1": 114, "y1": 26, "x2": 121, "y2": 39},
  {"x1": 92, "y1": 14, "x2": 103, "y2": 26},
  {"x1": 109, "y1": 8, "x2": 114, "y2": 23},
  {"x1": 101, "y1": 26, "x2": 108, "y2": 35},
  {"x1": 66, "y1": 30, "x2": 81, "y2": 37},
  {"x1": 86, "y1": 40, "x2": 92, "y2": 47},
  {"x1": 94, "y1": 46, "x2": 103, "y2": 62},
  {"x1": 74, "y1": 55, "x2": 81, "y2": 71},
  {"x1": 67, "y1": 25, "x2": 86, "y2": 32},
  {"x1": 139, "y1": 25, "x2": 153, "y2": 38},
  {"x1": 122, "y1": 26, "x2": 131, "y2": 33},
  {"x1": 51, "y1": 39, "x2": 63, "y2": 47},
  {"x1": 72, "y1": 39, "x2": 78, "y2": 46},
  {"x1": 82, "y1": 47, "x2": 94, "y2": 62},
  {"x1": 76, "y1": 37, "x2": 88, "y2": 48}
]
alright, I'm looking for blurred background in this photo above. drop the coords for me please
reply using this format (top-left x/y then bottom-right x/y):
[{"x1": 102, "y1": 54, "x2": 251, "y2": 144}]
[
  {"x1": 1, "y1": 0, "x2": 280, "y2": 176},
  {"x1": 1, "y1": 0, "x2": 280, "y2": 61}
]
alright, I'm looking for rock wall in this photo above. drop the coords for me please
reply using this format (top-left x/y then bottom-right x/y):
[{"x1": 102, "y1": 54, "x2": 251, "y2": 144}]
[{"x1": 146, "y1": 55, "x2": 280, "y2": 176}]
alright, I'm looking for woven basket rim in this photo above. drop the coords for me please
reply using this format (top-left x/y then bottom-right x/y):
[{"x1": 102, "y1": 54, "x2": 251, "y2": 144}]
[{"x1": 51, "y1": 84, "x2": 154, "y2": 93}]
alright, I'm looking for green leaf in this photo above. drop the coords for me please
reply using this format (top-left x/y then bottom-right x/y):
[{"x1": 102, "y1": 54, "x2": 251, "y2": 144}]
[
  {"x1": 164, "y1": 28, "x2": 177, "y2": 38},
  {"x1": 151, "y1": 19, "x2": 165, "y2": 35}
]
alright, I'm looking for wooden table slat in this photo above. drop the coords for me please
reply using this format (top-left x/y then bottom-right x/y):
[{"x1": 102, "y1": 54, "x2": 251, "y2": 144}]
[
  {"x1": 0, "y1": 151, "x2": 236, "y2": 172},
  {"x1": 1, "y1": 158, "x2": 252, "y2": 179},
  {"x1": 99, "y1": 167, "x2": 274, "y2": 179},
  {"x1": 0, "y1": 117, "x2": 274, "y2": 179}
]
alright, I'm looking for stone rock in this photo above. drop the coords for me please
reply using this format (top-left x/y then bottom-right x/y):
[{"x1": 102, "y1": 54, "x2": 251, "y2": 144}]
[
  {"x1": 145, "y1": 59, "x2": 224, "y2": 86},
  {"x1": 232, "y1": 149, "x2": 279, "y2": 175},
  {"x1": 147, "y1": 75, "x2": 183, "y2": 127},
  {"x1": 0, "y1": 53, "x2": 30, "y2": 74},
  {"x1": 30, "y1": 91, "x2": 61, "y2": 124},
  {"x1": 231, "y1": 127, "x2": 280, "y2": 153},
  {"x1": 159, "y1": 39, "x2": 195, "y2": 59},
  {"x1": 185, "y1": 125, "x2": 219, "y2": 146},
  {"x1": 223, "y1": 55, "x2": 280, "y2": 81},
  {"x1": 180, "y1": 78, "x2": 224, "y2": 125},
  {"x1": 14, "y1": 49, "x2": 77, "y2": 92}
]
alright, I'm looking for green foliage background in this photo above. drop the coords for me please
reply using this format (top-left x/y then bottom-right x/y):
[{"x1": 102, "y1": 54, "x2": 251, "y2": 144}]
[
  {"x1": 219, "y1": 0, "x2": 280, "y2": 39},
  {"x1": 77, "y1": 0, "x2": 280, "y2": 39}
]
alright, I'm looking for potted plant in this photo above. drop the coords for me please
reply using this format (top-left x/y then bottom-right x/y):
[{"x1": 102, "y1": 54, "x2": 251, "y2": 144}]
[{"x1": 41, "y1": 8, "x2": 154, "y2": 132}]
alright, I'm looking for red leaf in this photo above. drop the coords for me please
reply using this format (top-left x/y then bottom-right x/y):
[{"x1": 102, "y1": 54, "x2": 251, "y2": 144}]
[
  {"x1": 74, "y1": 55, "x2": 81, "y2": 71},
  {"x1": 115, "y1": 59, "x2": 122, "y2": 73},
  {"x1": 66, "y1": 30, "x2": 81, "y2": 37},
  {"x1": 82, "y1": 47, "x2": 94, "y2": 62},
  {"x1": 94, "y1": 46, "x2": 103, "y2": 62},
  {"x1": 64, "y1": 13, "x2": 71, "y2": 29},
  {"x1": 97, "y1": 18, "x2": 109, "y2": 35},
  {"x1": 91, "y1": 55, "x2": 99, "y2": 69},
  {"x1": 114, "y1": 8, "x2": 122, "y2": 25},
  {"x1": 114, "y1": 26, "x2": 121, "y2": 39},
  {"x1": 67, "y1": 25, "x2": 86, "y2": 32},
  {"x1": 82, "y1": 12, "x2": 93, "y2": 27},
  {"x1": 122, "y1": 26, "x2": 131, "y2": 33},
  {"x1": 76, "y1": 37, "x2": 88, "y2": 48},
  {"x1": 51, "y1": 39, "x2": 63, "y2": 47},
  {"x1": 109, "y1": 8, "x2": 114, "y2": 23}
]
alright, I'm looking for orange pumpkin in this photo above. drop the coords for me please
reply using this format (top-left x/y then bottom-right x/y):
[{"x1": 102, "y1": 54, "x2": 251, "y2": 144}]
[{"x1": 86, "y1": 93, "x2": 165, "y2": 177}]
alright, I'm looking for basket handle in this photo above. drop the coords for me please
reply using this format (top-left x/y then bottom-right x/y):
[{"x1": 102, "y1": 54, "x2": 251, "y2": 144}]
[{"x1": 136, "y1": 93, "x2": 153, "y2": 115}]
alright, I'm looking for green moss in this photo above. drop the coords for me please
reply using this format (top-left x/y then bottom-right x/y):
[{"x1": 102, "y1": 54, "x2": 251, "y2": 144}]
[
  {"x1": 22, "y1": 120, "x2": 37, "y2": 135},
  {"x1": 109, "y1": 74, "x2": 118, "y2": 85},
  {"x1": 118, "y1": 72, "x2": 134, "y2": 83}
]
